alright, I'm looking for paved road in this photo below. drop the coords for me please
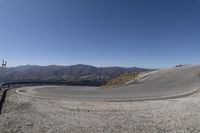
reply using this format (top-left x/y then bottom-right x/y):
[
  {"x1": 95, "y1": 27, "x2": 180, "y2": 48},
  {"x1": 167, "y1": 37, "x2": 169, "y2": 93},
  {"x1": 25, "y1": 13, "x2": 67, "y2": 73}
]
[{"x1": 17, "y1": 65, "x2": 200, "y2": 101}]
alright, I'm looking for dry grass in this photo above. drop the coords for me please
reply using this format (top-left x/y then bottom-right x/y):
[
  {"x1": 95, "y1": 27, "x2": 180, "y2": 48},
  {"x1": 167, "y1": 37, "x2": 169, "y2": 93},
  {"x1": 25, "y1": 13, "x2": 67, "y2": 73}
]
[{"x1": 104, "y1": 72, "x2": 140, "y2": 88}]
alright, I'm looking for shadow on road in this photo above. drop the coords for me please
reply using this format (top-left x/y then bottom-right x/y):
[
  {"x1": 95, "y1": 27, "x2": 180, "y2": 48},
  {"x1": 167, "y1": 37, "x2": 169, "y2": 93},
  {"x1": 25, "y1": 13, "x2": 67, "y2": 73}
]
[{"x1": 0, "y1": 89, "x2": 9, "y2": 115}]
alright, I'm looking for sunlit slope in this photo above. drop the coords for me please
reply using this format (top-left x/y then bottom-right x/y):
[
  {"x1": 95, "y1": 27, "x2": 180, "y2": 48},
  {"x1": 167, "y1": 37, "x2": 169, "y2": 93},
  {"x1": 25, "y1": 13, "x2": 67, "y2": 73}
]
[{"x1": 103, "y1": 72, "x2": 140, "y2": 88}]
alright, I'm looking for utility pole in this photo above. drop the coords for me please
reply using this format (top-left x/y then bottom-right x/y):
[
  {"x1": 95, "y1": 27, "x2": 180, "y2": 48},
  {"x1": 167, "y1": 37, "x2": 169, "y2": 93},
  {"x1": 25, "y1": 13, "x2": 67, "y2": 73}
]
[{"x1": 1, "y1": 60, "x2": 7, "y2": 84}]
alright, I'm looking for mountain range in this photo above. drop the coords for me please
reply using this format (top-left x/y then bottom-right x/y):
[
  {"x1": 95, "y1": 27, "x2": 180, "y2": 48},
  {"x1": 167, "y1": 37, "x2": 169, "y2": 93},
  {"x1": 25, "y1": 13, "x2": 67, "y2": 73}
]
[{"x1": 2, "y1": 64, "x2": 150, "y2": 86}]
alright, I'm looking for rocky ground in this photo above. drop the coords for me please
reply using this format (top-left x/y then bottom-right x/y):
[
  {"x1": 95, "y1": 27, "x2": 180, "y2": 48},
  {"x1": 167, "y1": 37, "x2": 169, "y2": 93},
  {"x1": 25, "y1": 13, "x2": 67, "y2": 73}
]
[{"x1": 1, "y1": 89, "x2": 200, "y2": 133}]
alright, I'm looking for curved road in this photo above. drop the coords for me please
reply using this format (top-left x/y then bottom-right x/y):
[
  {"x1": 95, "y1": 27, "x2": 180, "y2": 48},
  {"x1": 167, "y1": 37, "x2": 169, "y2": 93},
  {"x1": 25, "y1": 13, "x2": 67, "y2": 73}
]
[{"x1": 17, "y1": 65, "x2": 200, "y2": 101}]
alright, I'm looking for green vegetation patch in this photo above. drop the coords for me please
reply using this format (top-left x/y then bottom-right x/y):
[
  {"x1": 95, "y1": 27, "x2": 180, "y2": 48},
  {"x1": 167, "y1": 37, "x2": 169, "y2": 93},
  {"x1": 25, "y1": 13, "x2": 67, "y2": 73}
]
[{"x1": 104, "y1": 72, "x2": 140, "y2": 88}]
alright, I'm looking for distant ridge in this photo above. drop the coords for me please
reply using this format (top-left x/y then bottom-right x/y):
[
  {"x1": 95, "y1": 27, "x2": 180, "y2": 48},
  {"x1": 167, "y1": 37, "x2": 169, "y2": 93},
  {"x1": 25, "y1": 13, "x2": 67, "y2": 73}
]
[{"x1": 3, "y1": 64, "x2": 151, "y2": 86}]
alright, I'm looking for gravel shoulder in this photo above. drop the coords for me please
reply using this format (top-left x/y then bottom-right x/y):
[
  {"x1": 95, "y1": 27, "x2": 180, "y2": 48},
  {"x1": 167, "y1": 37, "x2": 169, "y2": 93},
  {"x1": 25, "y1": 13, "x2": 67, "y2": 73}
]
[{"x1": 1, "y1": 89, "x2": 200, "y2": 133}]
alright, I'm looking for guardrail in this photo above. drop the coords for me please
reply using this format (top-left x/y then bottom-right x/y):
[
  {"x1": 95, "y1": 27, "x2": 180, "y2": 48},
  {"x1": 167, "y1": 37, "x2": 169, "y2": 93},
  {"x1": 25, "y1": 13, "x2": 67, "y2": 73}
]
[
  {"x1": 0, "y1": 81, "x2": 72, "y2": 92},
  {"x1": 0, "y1": 80, "x2": 102, "y2": 91},
  {"x1": 1, "y1": 81, "x2": 69, "y2": 88},
  {"x1": 0, "y1": 81, "x2": 78, "y2": 115}
]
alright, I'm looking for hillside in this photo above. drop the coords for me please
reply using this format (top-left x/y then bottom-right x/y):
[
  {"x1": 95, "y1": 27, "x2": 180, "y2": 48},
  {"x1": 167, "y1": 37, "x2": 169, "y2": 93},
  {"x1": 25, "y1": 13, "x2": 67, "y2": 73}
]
[
  {"x1": 104, "y1": 72, "x2": 141, "y2": 88},
  {"x1": 3, "y1": 64, "x2": 150, "y2": 86}
]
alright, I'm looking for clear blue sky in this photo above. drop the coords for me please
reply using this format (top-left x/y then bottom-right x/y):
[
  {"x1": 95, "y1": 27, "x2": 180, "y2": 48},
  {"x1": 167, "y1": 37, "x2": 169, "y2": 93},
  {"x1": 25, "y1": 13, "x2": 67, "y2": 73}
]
[{"x1": 0, "y1": 0, "x2": 200, "y2": 68}]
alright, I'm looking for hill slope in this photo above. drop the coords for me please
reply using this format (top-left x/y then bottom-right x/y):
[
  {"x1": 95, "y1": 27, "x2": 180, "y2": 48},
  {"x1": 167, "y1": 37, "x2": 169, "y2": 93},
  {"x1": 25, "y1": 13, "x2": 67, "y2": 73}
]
[
  {"x1": 3, "y1": 64, "x2": 150, "y2": 86},
  {"x1": 104, "y1": 72, "x2": 140, "y2": 88}
]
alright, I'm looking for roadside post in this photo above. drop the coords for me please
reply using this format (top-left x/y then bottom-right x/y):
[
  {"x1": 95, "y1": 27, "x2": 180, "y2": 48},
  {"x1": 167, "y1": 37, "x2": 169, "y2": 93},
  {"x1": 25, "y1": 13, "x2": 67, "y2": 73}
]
[{"x1": 1, "y1": 60, "x2": 7, "y2": 92}]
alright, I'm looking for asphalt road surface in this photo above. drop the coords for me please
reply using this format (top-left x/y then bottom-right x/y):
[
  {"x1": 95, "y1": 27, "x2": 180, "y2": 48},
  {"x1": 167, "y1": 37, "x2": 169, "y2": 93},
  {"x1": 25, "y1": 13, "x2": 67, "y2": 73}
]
[{"x1": 17, "y1": 65, "x2": 200, "y2": 101}]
